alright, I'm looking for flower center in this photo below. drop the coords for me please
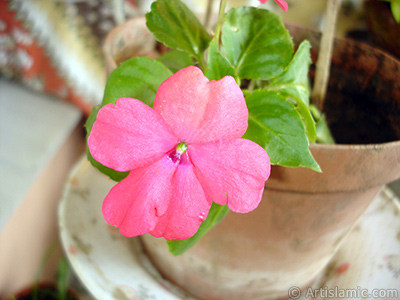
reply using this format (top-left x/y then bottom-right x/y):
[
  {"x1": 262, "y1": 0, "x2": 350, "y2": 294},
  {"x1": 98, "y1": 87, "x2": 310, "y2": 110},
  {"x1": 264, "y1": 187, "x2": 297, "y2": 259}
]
[{"x1": 169, "y1": 142, "x2": 188, "y2": 163}]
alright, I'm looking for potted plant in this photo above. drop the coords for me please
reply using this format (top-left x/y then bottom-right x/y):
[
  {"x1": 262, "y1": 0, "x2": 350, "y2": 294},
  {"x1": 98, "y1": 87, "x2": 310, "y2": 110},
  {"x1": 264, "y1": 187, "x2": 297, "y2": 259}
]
[
  {"x1": 7, "y1": 256, "x2": 80, "y2": 300},
  {"x1": 8, "y1": 283, "x2": 79, "y2": 300},
  {"x1": 85, "y1": 0, "x2": 400, "y2": 299}
]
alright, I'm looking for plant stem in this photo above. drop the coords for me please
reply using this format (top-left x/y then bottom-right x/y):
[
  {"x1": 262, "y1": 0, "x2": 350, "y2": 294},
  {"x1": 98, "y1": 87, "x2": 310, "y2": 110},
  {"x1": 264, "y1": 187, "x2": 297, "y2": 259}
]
[
  {"x1": 197, "y1": 54, "x2": 207, "y2": 71},
  {"x1": 248, "y1": 79, "x2": 256, "y2": 91},
  {"x1": 57, "y1": 257, "x2": 70, "y2": 300},
  {"x1": 311, "y1": 0, "x2": 340, "y2": 111},
  {"x1": 213, "y1": 0, "x2": 228, "y2": 44}
]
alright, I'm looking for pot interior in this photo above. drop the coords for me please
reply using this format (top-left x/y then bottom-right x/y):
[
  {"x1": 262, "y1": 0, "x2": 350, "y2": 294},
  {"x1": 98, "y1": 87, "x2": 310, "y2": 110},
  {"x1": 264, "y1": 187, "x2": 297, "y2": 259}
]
[
  {"x1": 290, "y1": 25, "x2": 400, "y2": 145},
  {"x1": 318, "y1": 50, "x2": 400, "y2": 145}
]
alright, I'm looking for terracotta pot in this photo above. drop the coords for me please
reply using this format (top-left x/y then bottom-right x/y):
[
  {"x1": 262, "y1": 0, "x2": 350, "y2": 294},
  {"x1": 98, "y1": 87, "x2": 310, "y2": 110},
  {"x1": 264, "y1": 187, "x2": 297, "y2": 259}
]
[
  {"x1": 102, "y1": 19, "x2": 400, "y2": 300},
  {"x1": 364, "y1": 0, "x2": 400, "y2": 58},
  {"x1": 102, "y1": 17, "x2": 159, "y2": 75}
]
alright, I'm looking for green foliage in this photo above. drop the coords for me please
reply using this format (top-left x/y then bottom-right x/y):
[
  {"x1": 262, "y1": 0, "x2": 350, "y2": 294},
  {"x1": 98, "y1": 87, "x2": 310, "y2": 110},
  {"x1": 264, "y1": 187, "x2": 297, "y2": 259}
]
[
  {"x1": 264, "y1": 40, "x2": 316, "y2": 143},
  {"x1": 146, "y1": 0, "x2": 211, "y2": 66},
  {"x1": 205, "y1": 40, "x2": 237, "y2": 81},
  {"x1": 157, "y1": 50, "x2": 195, "y2": 73},
  {"x1": 244, "y1": 90, "x2": 321, "y2": 172},
  {"x1": 102, "y1": 57, "x2": 172, "y2": 107},
  {"x1": 221, "y1": 7, "x2": 293, "y2": 80},
  {"x1": 310, "y1": 105, "x2": 336, "y2": 144},
  {"x1": 57, "y1": 257, "x2": 70, "y2": 300}
]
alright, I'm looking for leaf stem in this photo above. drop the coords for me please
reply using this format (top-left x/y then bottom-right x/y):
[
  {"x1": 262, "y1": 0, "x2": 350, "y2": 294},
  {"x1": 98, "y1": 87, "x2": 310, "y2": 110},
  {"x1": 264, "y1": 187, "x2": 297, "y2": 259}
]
[
  {"x1": 197, "y1": 54, "x2": 207, "y2": 71},
  {"x1": 213, "y1": 0, "x2": 228, "y2": 44},
  {"x1": 248, "y1": 79, "x2": 256, "y2": 91},
  {"x1": 311, "y1": 0, "x2": 340, "y2": 111}
]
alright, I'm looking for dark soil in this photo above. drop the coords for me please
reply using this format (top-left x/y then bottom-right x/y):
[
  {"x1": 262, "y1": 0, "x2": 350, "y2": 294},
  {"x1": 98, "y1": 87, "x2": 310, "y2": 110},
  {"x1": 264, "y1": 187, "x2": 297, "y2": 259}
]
[
  {"x1": 322, "y1": 67, "x2": 400, "y2": 144},
  {"x1": 12, "y1": 285, "x2": 78, "y2": 300},
  {"x1": 310, "y1": 42, "x2": 400, "y2": 145},
  {"x1": 288, "y1": 24, "x2": 400, "y2": 146}
]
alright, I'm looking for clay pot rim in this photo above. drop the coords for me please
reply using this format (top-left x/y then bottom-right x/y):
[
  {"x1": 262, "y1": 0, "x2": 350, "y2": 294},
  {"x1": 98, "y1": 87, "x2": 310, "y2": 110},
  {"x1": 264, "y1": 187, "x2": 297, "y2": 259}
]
[
  {"x1": 288, "y1": 22, "x2": 400, "y2": 59},
  {"x1": 310, "y1": 139, "x2": 400, "y2": 151},
  {"x1": 103, "y1": 16, "x2": 147, "y2": 43},
  {"x1": 102, "y1": 16, "x2": 149, "y2": 74}
]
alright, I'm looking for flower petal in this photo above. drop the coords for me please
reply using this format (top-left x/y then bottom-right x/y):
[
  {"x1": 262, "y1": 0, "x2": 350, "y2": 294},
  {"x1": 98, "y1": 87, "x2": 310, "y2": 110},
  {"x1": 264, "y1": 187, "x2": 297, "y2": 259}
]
[
  {"x1": 88, "y1": 98, "x2": 178, "y2": 172},
  {"x1": 150, "y1": 157, "x2": 211, "y2": 240},
  {"x1": 274, "y1": 0, "x2": 288, "y2": 11},
  {"x1": 258, "y1": 0, "x2": 288, "y2": 11},
  {"x1": 153, "y1": 66, "x2": 248, "y2": 144},
  {"x1": 189, "y1": 139, "x2": 270, "y2": 213},
  {"x1": 102, "y1": 156, "x2": 177, "y2": 237}
]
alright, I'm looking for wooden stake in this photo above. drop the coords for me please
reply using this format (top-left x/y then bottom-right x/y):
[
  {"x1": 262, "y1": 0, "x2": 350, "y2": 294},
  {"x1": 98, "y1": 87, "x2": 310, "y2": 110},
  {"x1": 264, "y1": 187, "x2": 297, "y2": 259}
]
[
  {"x1": 112, "y1": 0, "x2": 125, "y2": 25},
  {"x1": 311, "y1": 0, "x2": 341, "y2": 111},
  {"x1": 204, "y1": 0, "x2": 214, "y2": 30}
]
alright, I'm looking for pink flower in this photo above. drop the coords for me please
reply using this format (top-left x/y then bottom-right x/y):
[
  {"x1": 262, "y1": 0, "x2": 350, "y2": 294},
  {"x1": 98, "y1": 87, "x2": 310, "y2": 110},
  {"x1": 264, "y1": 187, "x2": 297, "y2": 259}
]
[
  {"x1": 88, "y1": 66, "x2": 270, "y2": 240},
  {"x1": 259, "y1": 0, "x2": 288, "y2": 12}
]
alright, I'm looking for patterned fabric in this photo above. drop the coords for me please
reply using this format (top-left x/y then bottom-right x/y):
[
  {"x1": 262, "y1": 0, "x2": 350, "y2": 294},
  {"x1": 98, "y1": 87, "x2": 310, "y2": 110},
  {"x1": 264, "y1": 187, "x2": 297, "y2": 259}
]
[{"x1": 0, "y1": 0, "x2": 138, "y2": 115}]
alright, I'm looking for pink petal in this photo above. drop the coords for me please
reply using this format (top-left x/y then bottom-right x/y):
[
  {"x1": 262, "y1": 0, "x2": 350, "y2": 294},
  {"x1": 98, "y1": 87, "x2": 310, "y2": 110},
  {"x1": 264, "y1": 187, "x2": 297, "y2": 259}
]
[
  {"x1": 189, "y1": 139, "x2": 270, "y2": 213},
  {"x1": 258, "y1": 0, "x2": 288, "y2": 11},
  {"x1": 88, "y1": 98, "x2": 178, "y2": 172},
  {"x1": 153, "y1": 66, "x2": 248, "y2": 144},
  {"x1": 150, "y1": 159, "x2": 211, "y2": 240},
  {"x1": 274, "y1": 0, "x2": 288, "y2": 11},
  {"x1": 102, "y1": 156, "x2": 177, "y2": 237}
]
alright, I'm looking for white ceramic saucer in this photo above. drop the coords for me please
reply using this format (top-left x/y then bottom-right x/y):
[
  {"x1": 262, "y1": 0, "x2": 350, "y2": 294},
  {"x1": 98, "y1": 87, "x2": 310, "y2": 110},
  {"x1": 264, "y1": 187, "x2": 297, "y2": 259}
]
[{"x1": 59, "y1": 157, "x2": 400, "y2": 300}]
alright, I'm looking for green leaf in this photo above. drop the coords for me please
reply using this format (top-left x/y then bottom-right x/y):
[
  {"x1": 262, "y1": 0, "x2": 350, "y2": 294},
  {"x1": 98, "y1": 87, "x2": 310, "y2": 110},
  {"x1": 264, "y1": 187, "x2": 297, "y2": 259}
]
[
  {"x1": 265, "y1": 40, "x2": 316, "y2": 143},
  {"x1": 167, "y1": 203, "x2": 230, "y2": 256},
  {"x1": 391, "y1": 0, "x2": 400, "y2": 23},
  {"x1": 57, "y1": 257, "x2": 70, "y2": 300},
  {"x1": 145, "y1": 0, "x2": 211, "y2": 64},
  {"x1": 103, "y1": 57, "x2": 172, "y2": 107},
  {"x1": 310, "y1": 105, "x2": 336, "y2": 145},
  {"x1": 293, "y1": 99, "x2": 316, "y2": 143},
  {"x1": 205, "y1": 40, "x2": 237, "y2": 81},
  {"x1": 221, "y1": 7, "x2": 293, "y2": 80},
  {"x1": 243, "y1": 90, "x2": 320, "y2": 172},
  {"x1": 267, "y1": 41, "x2": 312, "y2": 106},
  {"x1": 315, "y1": 115, "x2": 336, "y2": 145},
  {"x1": 86, "y1": 57, "x2": 172, "y2": 181},
  {"x1": 157, "y1": 50, "x2": 195, "y2": 73},
  {"x1": 85, "y1": 104, "x2": 100, "y2": 134}
]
